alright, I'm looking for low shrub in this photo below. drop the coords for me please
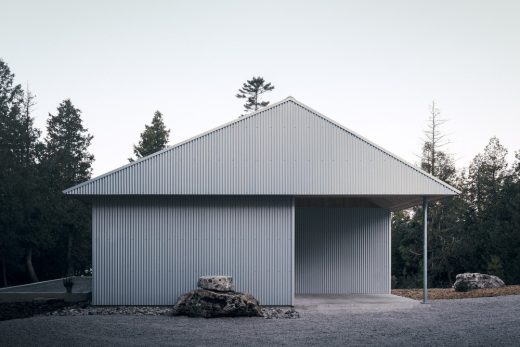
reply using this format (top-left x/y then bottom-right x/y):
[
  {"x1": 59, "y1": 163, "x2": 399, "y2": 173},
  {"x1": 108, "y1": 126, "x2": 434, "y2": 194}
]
[
  {"x1": 454, "y1": 281, "x2": 470, "y2": 292},
  {"x1": 63, "y1": 277, "x2": 74, "y2": 293}
]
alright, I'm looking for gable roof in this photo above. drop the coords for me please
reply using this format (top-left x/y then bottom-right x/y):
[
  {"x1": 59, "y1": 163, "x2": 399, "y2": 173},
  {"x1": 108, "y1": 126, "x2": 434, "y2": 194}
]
[{"x1": 64, "y1": 97, "x2": 460, "y2": 199}]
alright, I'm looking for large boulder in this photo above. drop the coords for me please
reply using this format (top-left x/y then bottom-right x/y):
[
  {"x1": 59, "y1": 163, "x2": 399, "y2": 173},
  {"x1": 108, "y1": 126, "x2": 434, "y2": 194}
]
[
  {"x1": 197, "y1": 275, "x2": 233, "y2": 292},
  {"x1": 453, "y1": 273, "x2": 505, "y2": 290},
  {"x1": 171, "y1": 289, "x2": 263, "y2": 318}
]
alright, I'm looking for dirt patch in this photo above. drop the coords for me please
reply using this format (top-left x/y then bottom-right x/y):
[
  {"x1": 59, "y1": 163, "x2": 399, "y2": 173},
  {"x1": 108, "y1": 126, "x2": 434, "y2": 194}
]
[{"x1": 392, "y1": 285, "x2": 520, "y2": 300}]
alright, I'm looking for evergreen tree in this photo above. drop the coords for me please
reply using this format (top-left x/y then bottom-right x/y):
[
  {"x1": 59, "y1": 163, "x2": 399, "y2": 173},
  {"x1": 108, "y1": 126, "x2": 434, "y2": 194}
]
[
  {"x1": 44, "y1": 99, "x2": 93, "y2": 276},
  {"x1": 0, "y1": 62, "x2": 43, "y2": 283},
  {"x1": 236, "y1": 76, "x2": 275, "y2": 115},
  {"x1": 45, "y1": 100, "x2": 94, "y2": 184},
  {"x1": 464, "y1": 137, "x2": 509, "y2": 277},
  {"x1": 0, "y1": 59, "x2": 25, "y2": 284},
  {"x1": 514, "y1": 151, "x2": 520, "y2": 174},
  {"x1": 391, "y1": 210, "x2": 421, "y2": 288},
  {"x1": 129, "y1": 111, "x2": 170, "y2": 162},
  {"x1": 17, "y1": 86, "x2": 45, "y2": 282},
  {"x1": 467, "y1": 137, "x2": 508, "y2": 214},
  {"x1": 494, "y1": 150, "x2": 520, "y2": 283}
]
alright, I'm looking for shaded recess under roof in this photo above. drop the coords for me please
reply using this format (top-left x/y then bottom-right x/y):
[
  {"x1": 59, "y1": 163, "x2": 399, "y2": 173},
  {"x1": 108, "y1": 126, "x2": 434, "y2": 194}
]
[{"x1": 64, "y1": 97, "x2": 459, "y2": 209}]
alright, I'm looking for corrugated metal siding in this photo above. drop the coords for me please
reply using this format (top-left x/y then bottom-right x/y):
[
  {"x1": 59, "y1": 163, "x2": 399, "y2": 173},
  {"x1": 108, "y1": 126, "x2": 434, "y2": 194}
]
[
  {"x1": 92, "y1": 196, "x2": 293, "y2": 306},
  {"x1": 66, "y1": 99, "x2": 458, "y2": 197},
  {"x1": 295, "y1": 207, "x2": 390, "y2": 294}
]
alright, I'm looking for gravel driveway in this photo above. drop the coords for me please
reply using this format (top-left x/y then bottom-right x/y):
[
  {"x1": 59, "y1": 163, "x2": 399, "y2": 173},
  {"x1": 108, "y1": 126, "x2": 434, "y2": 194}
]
[{"x1": 1, "y1": 295, "x2": 520, "y2": 346}]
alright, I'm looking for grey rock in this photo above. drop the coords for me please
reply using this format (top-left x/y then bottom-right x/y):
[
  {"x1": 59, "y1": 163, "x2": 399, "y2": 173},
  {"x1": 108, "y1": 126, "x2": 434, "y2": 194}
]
[
  {"x1": 171, "y1": 289, "x2": 263, "y2": 318},
  {"x1": 197, "y1": 275, "x2": 234, "y2": 292},
  {"x1": 453, "y1": 273, "x2": 505, "y2": 290}
]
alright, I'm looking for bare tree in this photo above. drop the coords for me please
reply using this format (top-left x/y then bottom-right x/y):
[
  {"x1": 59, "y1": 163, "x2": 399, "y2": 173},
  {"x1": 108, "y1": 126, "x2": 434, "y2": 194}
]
[{"x1": 422, "y1": 101, "x2": 449, "y2": 178}]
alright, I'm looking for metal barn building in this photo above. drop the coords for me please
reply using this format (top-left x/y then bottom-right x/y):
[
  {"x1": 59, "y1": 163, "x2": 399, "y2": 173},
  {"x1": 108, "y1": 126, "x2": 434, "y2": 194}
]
[{"x1": 65, "y1": 97, "x2": 459, "y2": 306}]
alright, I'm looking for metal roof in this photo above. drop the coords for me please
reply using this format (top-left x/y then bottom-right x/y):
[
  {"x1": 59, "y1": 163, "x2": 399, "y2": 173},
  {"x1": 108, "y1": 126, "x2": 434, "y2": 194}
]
[{"x1": 64, "y1": 97, "x2": 460, "y2": 201}]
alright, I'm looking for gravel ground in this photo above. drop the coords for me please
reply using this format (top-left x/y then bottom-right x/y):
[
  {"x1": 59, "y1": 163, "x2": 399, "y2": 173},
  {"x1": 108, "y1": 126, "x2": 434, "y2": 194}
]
[
  {"x1": 42, "y1": 304, "x2": 298, "y2": 319},
  {"x1": 1, "y1": 295, "x2": 520, "y2": 346}
]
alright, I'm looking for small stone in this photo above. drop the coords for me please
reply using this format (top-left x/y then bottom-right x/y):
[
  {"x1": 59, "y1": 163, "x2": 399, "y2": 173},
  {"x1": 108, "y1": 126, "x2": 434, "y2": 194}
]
[
  {"x1": 197, "y1": 276, "x2": 234, "y2": 292},
  {"x1": 261, "y1": 306, "x2": 300, "y2": 319}
]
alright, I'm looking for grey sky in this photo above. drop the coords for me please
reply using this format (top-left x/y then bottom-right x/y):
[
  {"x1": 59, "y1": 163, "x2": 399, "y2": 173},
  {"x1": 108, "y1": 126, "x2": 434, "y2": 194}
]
[{"x1": 1, "y1": 0, "x2": 519, "y2": 176}]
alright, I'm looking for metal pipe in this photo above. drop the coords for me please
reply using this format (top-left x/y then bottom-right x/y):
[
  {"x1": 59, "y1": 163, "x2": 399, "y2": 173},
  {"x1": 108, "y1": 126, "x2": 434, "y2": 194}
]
[{"x1": 422, "y1": 196, "x2": 428, "y2": 304}]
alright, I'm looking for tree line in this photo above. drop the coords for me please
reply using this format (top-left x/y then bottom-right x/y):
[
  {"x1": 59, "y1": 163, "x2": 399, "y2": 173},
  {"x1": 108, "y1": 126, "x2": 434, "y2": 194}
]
[
  {"x1": 0, "y1": 59, "x2": 93, "y2": 285},
  {"x1": 1, "y1": 59, "x2": 518, "y2": 288},
  {"x1": 235, "y1": 80, "x2": 520, "y2": 287},
  {"x1": 392, "y1": 103, "x2": 520, "y2": 288},
  {"x1": 0, "y1": 59, "x2": 176, "y2": 286}
]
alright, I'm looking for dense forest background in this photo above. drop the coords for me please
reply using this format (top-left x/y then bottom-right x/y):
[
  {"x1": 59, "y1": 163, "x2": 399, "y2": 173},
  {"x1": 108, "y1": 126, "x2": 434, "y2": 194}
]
[
  {"x1": 0, "y1": 59, "x2": 93, "y2": 285},
  {"x1": 0, "y1": 58, "x2": 519, "y2": 288},
  {"x1": 392, "y1": 114, "x2": 520, "y2": 288}
]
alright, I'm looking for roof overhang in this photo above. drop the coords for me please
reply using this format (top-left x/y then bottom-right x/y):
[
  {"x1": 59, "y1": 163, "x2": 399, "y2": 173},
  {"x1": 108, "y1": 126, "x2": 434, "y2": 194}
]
[
  {"x1": 294, "y1": 195, "x2": 453, "y2": 211},
  {"x1": 70, "y1": 194, "x2": 452, "y2": 211},
  {"x1": 64, "y1": 97, "x2": 460, "y2": 198}
]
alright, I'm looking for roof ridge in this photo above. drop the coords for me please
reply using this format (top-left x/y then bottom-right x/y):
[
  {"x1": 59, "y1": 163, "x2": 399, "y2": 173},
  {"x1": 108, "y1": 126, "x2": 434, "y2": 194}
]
[
  {"x1": 63, "y1": 98, "x2": 293, "y2": 194},
  {"x1": 65, "y1": 96, "x2": 460, "y2": 195},
  {"x1": 286, "y1": 99, "x2": 461, "y2": 194}
]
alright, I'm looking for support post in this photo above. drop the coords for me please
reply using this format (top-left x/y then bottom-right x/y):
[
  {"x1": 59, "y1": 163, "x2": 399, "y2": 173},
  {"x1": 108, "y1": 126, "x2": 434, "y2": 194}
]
[{"x1": 422, "y1": 196, "x2": 428, "y2": 304}]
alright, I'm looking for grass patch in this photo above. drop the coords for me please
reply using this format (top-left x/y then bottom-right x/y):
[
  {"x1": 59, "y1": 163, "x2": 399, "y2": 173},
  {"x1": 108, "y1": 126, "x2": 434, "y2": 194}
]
[{"x1": 392, "y1": 285, "x2": 520, "y2": 300}]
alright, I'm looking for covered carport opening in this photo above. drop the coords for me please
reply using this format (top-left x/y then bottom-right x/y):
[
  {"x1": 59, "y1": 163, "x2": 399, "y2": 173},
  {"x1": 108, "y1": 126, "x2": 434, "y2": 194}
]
[{"x1": 294, "y1": 195, "x2": 439, "y2": 303}]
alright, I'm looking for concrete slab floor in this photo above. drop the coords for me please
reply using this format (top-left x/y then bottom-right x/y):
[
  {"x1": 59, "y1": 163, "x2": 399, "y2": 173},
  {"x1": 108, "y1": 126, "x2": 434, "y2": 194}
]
[{"x1": 294, "y1": 294, "x2": 421, "y2": 313}]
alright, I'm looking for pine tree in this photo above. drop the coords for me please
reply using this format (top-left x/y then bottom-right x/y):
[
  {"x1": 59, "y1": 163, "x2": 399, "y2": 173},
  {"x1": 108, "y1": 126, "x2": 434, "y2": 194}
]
[
  {"x1": 236, "y1": 77, "x2": 275, "y2": 115},
  {"x1": 0, "y1": 61, "x2": 43, "y2": 283},
  {"x1": 17, "y1": 86, "x2": 44, "y2": 283},
  {"x1": 129, "y1": 111, "x2": 170, "y2": 162},
  {"x1": 467, "y1": 137, "x2": 508, "y2": 214},
  {"x1": 0, "y1": 59, "x2": 25, "y2": 284},
  {"x1": 494, "y1": 150, "x2": 520, "y2": 283},
  {"x1": 44, "y1": 99, "x2": 94, "y2": 276},
  {"x1": 45, "y1": 100, "x2": 94, "y2": 185},
  {"x1": 391, "y1": 210, "x2": 420, "y2": 288},
  {"x1": 464, "y1": 137, "x2": 509, "y2": 276},
  {"x1": 514, "y1": 151, "x2": 520, "y2": 175}
]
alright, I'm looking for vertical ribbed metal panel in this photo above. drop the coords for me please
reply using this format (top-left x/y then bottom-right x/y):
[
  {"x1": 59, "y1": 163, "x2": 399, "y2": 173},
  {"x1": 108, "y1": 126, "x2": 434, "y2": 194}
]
[
  {"x1": 65, "y1": 99, "x2": 458, "y2": 197},
  {"x1": 92, "y1": 196, "x2": 293, "y2": 306},
  {"x1": 295, "y1": 207, "x2": 390, "y2": 294}
]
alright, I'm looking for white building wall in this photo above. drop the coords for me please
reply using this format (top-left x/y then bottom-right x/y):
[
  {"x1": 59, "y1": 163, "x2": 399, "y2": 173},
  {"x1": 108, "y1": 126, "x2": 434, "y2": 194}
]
[
  {"x1": 92, "y1": 196, "x2": 294, "y2": 306},
  {"x1": 295, "y1": 207, "x2": 391, "y2": 294}
]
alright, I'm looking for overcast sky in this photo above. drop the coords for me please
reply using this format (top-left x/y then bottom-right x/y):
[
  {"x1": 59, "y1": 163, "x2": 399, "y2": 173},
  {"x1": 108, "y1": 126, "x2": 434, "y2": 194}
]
[{"x1": 1, "y1": 0, "x2": 519, "y2": 176}]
